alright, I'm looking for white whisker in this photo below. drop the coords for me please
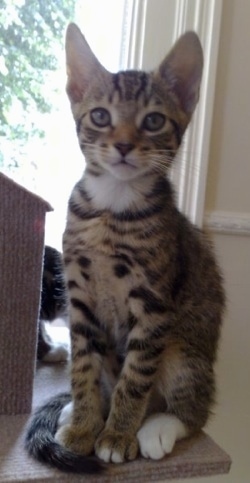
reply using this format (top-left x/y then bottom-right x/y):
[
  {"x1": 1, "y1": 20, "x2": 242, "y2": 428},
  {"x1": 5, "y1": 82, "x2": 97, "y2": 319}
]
[{"x1": 79, "y1": 142, "x2": 204, "y2": 178}]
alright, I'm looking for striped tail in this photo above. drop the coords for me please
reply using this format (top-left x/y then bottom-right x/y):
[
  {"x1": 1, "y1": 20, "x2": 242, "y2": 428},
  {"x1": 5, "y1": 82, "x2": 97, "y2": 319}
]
[{"x1": 25, "y1": 392, "x2": 105, "y2": 474}]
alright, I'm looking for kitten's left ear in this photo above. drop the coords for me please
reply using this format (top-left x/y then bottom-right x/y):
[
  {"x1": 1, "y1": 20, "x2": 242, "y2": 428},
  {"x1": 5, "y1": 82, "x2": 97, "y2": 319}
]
[{"x1": 158, "y1": 31, "x2": 203, "y2": 118}]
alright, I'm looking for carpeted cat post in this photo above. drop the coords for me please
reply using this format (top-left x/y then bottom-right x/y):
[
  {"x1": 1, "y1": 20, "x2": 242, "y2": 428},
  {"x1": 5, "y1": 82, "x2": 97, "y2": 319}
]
[{"x1": 0, "y1": 172, "x2": 52, "y2": 415}]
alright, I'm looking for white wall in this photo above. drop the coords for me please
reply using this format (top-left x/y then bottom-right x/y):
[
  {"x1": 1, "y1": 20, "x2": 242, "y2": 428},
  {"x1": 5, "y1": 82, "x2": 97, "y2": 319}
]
[{"x1": 205, "y1": 0, "x2": 250, "y2": 214}]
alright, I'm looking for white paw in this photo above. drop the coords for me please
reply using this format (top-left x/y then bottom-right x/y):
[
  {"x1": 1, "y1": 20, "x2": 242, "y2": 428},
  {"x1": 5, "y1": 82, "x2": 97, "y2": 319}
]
[
  {"x1": 58, "y1": 401, "x2": 73, "y2": 428},
  {"x1": 42, "y1": 343, "x2": 70, "y2": 362},
  {"x1": 137, "y1": 413, "x2": 187, "y2": 460},
  {"x1": 54, "y1": 424, "x2": 70, "y2": 445}
]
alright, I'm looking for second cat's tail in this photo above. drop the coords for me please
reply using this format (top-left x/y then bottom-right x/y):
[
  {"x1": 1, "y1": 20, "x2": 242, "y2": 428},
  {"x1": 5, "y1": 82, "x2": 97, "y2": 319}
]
[{"x1": 25, "y1": 392, "x2": 105, "y2": 474}]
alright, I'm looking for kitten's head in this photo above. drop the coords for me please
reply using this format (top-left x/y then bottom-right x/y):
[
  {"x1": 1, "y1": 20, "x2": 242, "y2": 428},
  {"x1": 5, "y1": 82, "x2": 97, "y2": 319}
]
[{"x1": 65, "y1": 23, "x2": 203, "y2": 181}]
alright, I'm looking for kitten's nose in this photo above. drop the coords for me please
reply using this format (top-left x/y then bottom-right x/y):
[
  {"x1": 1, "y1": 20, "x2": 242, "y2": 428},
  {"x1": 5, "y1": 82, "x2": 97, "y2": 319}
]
[{"x1": 114, "y1": 142, "x2": 135, "y2": 156}]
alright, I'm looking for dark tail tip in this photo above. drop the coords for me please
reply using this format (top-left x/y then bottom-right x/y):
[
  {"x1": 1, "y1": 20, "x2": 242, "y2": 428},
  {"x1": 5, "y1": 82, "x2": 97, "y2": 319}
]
[{"x1": 25, "y1": 392, "x2": 105, "y2": 474}]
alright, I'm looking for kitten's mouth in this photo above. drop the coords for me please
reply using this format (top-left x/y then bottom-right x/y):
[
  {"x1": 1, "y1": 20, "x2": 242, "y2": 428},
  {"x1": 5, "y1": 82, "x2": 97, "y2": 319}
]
[
  {"x1": 112, "y1": 158, "x2": 137, "y2": 169},
  {"x1": 108, "y1": 157, "x2": 140, "y2": 180}
]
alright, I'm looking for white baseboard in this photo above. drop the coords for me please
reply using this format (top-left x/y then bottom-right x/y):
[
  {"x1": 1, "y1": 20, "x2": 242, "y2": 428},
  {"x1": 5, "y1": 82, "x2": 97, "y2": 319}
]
[{"x1": 204, "y1": 211, "x2": 250, "y2": 236}]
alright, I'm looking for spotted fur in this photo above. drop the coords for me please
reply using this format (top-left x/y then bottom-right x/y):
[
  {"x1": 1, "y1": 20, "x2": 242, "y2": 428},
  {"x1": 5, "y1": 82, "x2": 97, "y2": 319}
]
[{"x1": 26, "y1": 23, "x2": 225, "y2": 473}]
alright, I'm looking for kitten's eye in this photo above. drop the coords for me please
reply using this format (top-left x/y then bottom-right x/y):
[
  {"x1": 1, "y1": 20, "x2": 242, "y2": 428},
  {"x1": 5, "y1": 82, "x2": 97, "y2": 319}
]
[
  {"x1": 90, "y1": 108, "x2": 111, "y2": 127},
  {"x1": 142, "y1": 112, "x2": 166, "y2": 132}
]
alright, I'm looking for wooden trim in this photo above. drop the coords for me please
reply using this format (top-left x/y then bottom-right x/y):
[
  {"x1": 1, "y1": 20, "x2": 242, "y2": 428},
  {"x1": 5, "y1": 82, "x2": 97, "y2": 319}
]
[
  {"x1": 171, "y1": 0, "x2": 223, "y2": 226},
  {"x1": 204, "y1": 211, "x2": 250, "y2": 236}
]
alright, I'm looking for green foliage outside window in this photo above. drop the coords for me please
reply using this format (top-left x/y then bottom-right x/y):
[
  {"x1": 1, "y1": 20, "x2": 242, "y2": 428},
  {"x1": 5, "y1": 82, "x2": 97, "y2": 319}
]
[{"x1": 0, "y1": 0, "x2": 75, "y2": 170}]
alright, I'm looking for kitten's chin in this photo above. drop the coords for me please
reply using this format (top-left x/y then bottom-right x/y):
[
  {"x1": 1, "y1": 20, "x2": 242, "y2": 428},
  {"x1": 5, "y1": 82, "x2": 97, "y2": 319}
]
[{"x1": 106, "y1": 161, "x2": 146, "y2": 181}]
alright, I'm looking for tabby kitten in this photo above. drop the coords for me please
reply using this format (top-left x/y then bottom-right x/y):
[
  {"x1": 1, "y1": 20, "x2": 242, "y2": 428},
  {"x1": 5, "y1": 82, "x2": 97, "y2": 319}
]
[
  {"x1": 38, "y1": 245, "x2": 69, "y2": 362},
  {"x1": 26, "y1": 23, "x2": 225, "y2": 474}
]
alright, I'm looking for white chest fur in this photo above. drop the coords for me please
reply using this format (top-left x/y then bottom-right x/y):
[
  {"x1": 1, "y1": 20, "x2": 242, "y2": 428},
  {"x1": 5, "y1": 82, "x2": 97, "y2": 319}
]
[{"x1": 84, "y1": 171, "x2": 152, "y2": 213}]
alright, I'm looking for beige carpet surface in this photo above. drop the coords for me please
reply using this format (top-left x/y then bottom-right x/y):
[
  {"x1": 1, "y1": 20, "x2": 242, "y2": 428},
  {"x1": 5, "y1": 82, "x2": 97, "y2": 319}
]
[{"x1": 0, "y1": 360, "x2": 231, "y2": 482}]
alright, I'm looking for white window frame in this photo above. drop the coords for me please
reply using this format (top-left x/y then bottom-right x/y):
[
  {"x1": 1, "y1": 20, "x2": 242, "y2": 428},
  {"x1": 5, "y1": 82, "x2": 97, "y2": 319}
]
[{"x1": 122, "y1": 0, "x2": 223, "y2": 226}]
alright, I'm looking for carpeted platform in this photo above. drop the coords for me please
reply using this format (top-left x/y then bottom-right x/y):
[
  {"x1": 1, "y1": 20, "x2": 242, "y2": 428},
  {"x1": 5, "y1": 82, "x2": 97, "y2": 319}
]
[{"x1": 0, "y1": 360, "x2": 231, "y2": 482}]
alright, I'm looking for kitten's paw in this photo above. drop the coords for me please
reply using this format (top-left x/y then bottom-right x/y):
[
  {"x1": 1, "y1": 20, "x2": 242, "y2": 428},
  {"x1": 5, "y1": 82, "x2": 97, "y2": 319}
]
[
  {"x1": 42, "y1": 342, "x2": 70, "y2": 362},
  {"x1": 137, "y1": 413, "x2": 187, "y2": 460},
  {"x1": 58, "y1": 401, "x2": 73, "y2": 428},
  {"x1": 55, "y1": 420, "x2": 104, "y2": 456},
  {"x1": 95, "y1": 429, "x2": 138, "y2": 463}
]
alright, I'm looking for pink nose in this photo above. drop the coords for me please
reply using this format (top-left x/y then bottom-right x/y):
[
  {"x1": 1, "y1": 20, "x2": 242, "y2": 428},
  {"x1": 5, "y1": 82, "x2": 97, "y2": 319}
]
[{"x1": 114, "y1": 143, "x2": 135, "y2": 156}]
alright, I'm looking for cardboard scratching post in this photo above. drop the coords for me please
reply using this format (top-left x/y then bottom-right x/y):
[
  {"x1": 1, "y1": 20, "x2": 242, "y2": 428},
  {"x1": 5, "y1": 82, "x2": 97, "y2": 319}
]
[{"x1": 0, "y1": 172, "x2": 52, "y2": 414}]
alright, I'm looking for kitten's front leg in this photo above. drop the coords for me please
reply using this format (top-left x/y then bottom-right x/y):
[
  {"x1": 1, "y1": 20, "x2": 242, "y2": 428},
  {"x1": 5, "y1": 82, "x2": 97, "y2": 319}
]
[
  {"x1": 56, "y1": 346, "x2": 105, "y2": 456},
  {"x1": 55, "y1": 268, "x2": 106, "y2": 455},
  {"x1": 95, "y1": 304, "x2": 168, "y2": 463}
]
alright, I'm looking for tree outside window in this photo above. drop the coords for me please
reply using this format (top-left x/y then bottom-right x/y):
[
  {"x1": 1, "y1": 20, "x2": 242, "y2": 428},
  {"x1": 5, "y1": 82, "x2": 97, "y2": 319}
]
[{"x1": 0, "y1": 0, "x2": 76, "y2": 184}]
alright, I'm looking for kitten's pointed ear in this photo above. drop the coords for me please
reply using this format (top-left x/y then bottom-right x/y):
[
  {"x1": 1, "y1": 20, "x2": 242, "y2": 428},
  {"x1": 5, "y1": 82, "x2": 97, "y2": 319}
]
[
  {"x1": 158, "y1": 31, "x2": 203, "y2": 117},
  {"x1": 65, "y1": 23, "x2": 108, "y2": 103}
]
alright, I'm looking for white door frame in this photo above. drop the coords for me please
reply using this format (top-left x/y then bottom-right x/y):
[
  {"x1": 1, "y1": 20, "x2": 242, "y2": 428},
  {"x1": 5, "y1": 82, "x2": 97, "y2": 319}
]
[{"x1": 122, "y1": 0, "x2": 223, "y2": 226}]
